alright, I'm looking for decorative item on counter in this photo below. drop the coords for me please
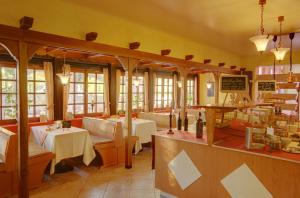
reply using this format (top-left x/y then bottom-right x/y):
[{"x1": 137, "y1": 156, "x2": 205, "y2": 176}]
[
  {"x1": 245, "y1": 127, "x2": 266, "y2": 150},
  {"x1": 177, "y1": 112, "x2": 182, "y2": 130},
  {"x1": 167, "y1": 108, "x2": 174, "y2": 134},
  {"x1": 62, "y1": 120, "x2": 71, "y2": 128},
  {"x1": 184, "y1": 112, "x2": 189, "y2": 131},
  {"x1": 266, "y1": 135, "x2": 281, "y2": 151},
  {"x1": 196, "y1": 112, "x2": 203, "y2": 139}
]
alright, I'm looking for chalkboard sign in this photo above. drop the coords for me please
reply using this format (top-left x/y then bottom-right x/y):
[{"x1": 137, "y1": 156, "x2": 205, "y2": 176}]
[
  {"x1": 257, "y1": 80, "x2": 276, "y2": 92},
  {"x1": 220, "y1": 75, "x2": 248, "y2": 93}
]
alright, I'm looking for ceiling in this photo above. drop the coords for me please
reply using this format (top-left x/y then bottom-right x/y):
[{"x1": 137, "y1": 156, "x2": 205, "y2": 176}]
[{"x1": 66, "y1": 0, "x2": 300, "y2": 56}]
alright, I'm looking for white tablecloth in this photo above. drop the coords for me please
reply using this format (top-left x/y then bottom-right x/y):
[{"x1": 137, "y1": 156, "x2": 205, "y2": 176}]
[
  {"x1": 31, "y1": 126, "x2": 96, "y2": 174},
  {"x1": 107, "y1": 117, "x2": 157, "y2": 153}
]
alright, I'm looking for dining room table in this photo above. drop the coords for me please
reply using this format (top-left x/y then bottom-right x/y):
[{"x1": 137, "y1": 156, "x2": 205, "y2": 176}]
[
  {"x1": 31, "y1": 125, "x2": 96, "y2": 174},
  {"x1": 107, "y1": 117, "x2": 157, "y2": 154}
]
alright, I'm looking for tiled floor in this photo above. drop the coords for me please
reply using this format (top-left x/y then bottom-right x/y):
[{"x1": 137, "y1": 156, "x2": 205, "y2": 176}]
[{"x1": 30, "y1": 148, "x2": 159, "y2": 198}]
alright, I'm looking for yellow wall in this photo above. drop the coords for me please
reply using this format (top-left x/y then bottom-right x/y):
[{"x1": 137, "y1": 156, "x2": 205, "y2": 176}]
[{"x1": 0, "y1": 0, "x2": 241, "y2": 67}]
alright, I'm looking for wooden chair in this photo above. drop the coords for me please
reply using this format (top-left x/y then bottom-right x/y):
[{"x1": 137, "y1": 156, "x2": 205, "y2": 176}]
[{"x1": 0, "y1": 128, "x2": 17, "y2": 197}]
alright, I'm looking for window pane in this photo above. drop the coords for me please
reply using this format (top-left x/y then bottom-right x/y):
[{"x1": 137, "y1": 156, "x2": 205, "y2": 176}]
[
  {"x1": 28, "y1": 106, "x2": 34, "y2": 118},
  {"x1": 2, "y1": 94, "x2": 16, "y2": 106},
  {"x1": 97, "y1": 74, "x2": 104, "y2": 83},
  {"x1": 36, "y1": 82, "x2": 46, "y2": 93},
  {"x1": 68, "y1": 94, "x2": 74, "y2": 104},
  {"x1": 97, "y1": 94, "x2": 104, "y2": 103},
  {"x1": 35, "y1": 70, "x2": 45, "y2": 81},
  {"x1": 88, "y1": 84, "x2": 96, "y2": 93},
  {"x1": 2, "y1": 67, "x2": 16, "y2": 80},
  {"x1": 28, "y1": 82, "x2": 34, "y2": 93},
  {"x1": 75, "y1": 83, "x2": 84, "y2": 93},
  {"x1": 157, "y1": 78, "x2": 162, "y2": 85},
  {"x1": 75, "y1": 105, "x2": 84, "y2": 114},
  {"x1": 67, "y1": 105, "x2": 74, "y2": 114},
  {"x1": 75, "y1": 94, "x2": 84, "y2": 103},
  {"x1": 88, "y1": 94, "x2": 96, "y2": 103},
  {"x1": 75, "y1": 73, "x2": 84, "y2": 82},
  {"x1": 36, "y1": 106, "x2": 47, "y2": 116},
  {"x1": 70, "y1": 73, "x2": 75, "y2": 82},
  {"x1": 35, "y1": 94, "x2": 47, "y2": 105},
  {"x1": 88, "y1": 73, "x2": 96, "y2": 83},
  {"x1": 27, "y1": 69, "x2": 34, "y2": 80},
  {"x1": 97, "y1": 84, "x2": 103, "y2": 93},
  {"x1": 97, "y1": 104, "x2": 104, "y2": 113},
  {"x1": 2, "y1": 107, "x2": 16, "y2": 119},
  {"x1": 69, "y1": 83, "x2": 74, "y2": 93},
  {"x1": 2, "y1": 81, "x2": 16, "y2": 93},
  {"x1": 28, "y1": 94, "x2": 34, "y2": 105}
]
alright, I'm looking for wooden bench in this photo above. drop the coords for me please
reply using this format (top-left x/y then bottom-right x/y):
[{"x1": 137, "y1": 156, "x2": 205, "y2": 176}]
[
  {"x1": 0, "y1": 127, "x2": 17, "y2": 197},
  {"x1": 83, "y1": 117, "x2": 137, "y2": 167}
]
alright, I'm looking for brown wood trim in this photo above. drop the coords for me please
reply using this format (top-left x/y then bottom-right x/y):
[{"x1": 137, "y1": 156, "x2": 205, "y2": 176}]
[{"x1": 0, "y1": 24, "x2": 238, "y2": 75}]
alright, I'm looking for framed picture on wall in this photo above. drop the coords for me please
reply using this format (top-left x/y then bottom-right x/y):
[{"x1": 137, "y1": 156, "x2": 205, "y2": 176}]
[{"x1": 207, "y1": 82, "x2": 215, "y2": 97}]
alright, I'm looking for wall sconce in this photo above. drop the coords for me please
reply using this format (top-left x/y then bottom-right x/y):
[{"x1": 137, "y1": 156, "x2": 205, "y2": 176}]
[{"x1": 177, "y1": 81, "x2": 182, "y2": 88}]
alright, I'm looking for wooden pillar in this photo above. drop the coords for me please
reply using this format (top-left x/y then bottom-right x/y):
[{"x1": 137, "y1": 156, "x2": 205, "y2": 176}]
[
  {"x1": 178, "y1": 69, "x2": 188, "y2": 121},
  {"x1": 18, "y1": 41, "x2": 29, "y2": 198},
  {"x1": 109, "y1": 65, "x2": 117, "y2": 115},
  {"x1": 118, "y1": 57, "x2": 138, "y2": 169},
  {"x1": 197, "y1": 73, "x2": 201, "y2": 105},
  {"x1": 148, "y1": 68, "x2": 154, "y2": 112},
  {"x1": 213, "y1": 72, "x2": 220, "y2": 104},
  {"x1": 205, "y1": 108, "x2": 216, "y2": 145},
  {"x1": 53, "y1": 58, "x2": 64, "y2": 120}
]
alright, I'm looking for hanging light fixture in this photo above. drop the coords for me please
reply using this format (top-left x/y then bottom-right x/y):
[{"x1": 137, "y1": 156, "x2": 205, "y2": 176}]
[
  {"x1": 206, "y1": 73, "x2": 213, "y2": 89},
  {"x1": 177, "y1": 81, "x2": 182, "y2": 88},
  {"x1": 133, "y1": 66, "x2": 139, "y2": 86},
  {"x1": 270, "y1": 16, "x2": 289, "y2": 61},
  {"x1": 288, "y1": 32, "x2": 295, "y2": 83},
  {"x1": 272, "y1": 35, "x2": 277, "y2": 80},
  {"x1": 56, "y1": 52, "x2": 71, "y2": 85},
  {"x1": 249, "y1": 0, "x2": 271, "y2": 52}
]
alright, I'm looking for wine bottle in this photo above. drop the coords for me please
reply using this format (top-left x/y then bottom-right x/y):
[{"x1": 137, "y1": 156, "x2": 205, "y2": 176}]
[
  {"x1": 184, "y1": 112, "x2": 188, "y2": 131},
  {"x1": 177, "y1": 113, "x2": 182, "y2": 130},
  {"x1": 196, "y1": 112, "x2": 203, "y2": 138}
]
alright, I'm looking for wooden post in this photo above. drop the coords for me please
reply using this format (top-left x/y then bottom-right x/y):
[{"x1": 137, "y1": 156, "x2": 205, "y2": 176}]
[
  {"x1": 206, "y1": 108, "x2": 216, "y2": 145},
  {"x1": 148, "y1": 68, "x2": 154, "y2": 112},
  {"x1": 178, "y1": 68, "x2": 188, "y2": 122},
  {"x1": 213, "y1": 72, "x2": 220, "y2": 104},
  {"x1": 109, "y1": 65, "x2": 117, "y2": 115},
  {"x1": 18, "y1": 41, "x2": 29, "y2": 198},
  {"x1": 118, "y1": 57, "x2": 138, "y2": 169}
]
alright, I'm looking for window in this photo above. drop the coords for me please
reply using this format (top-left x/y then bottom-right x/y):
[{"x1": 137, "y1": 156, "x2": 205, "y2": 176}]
[
  {"x1": 118, "y1": 75, "x2": 126, "y2": 111},
  {"x1": 87, "y1": 73, "x2": 104, "y2": 113},
  {"x1": 27, "y1": 68, "x2": 47, "y2": 118},
  {"x1": 154, "y1": 76, "x2": 173, "y2": 108},
  {"x1": 0, "y1": 66, "x2": 17, "y2": 120},
  {"x1": 117, "y1": 75, "x2": 145, "y2": 111},
  {"x1": 132, "y1": 76, "x2": 144, "y2": 110},
  {"x1": 68, "y1": 72, "x2": 85, "y2": 115},
  {"x1": 187, "y1": 79, "x2": 195, "y2": 106}
]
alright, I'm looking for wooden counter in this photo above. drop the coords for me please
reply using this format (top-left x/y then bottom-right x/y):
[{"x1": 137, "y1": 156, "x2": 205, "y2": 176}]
[{"x1": 153, "y1": 130, "x2": 300, "y2": 198}]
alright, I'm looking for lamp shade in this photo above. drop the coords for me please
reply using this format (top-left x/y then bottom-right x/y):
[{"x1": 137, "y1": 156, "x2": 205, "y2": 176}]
[
  {"x1": 56, "y1": 73, "x2": 71, "y2": 84},
  {"x1": 177, "y1": 81, "x2": 182, "y2": 88},
  {"x1": 249, "y1": 35, "x2": 271, "y2": 52},
  {"x1": 206, "y1": 82, "x2": 213, "y2": 89},
  {"x1": 270, "y1": 47, "x2": 289, "y2": 61}
]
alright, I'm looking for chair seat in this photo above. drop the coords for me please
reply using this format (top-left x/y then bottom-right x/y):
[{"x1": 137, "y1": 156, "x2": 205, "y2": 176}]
[
  {"x1": 91, "y1": 135, "x2": 113, "y2": 144},
  {"x1": 29, "y1": 141, "x2": 51, "y2": 157}
]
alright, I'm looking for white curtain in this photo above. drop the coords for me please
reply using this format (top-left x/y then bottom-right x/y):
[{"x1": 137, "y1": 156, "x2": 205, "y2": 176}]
[
  {"x1": 153, "y1": 73, "x2": 157, "y2": 109},
  {"x1": 116, "y1": 69, "x2": 121, "y2": 113},
  {"x1": 44, "y1": 62, "x2": 54, "y2": 121},
  {"x1": 173, "y1": 74, "x2": 178, "y2": 109},
  {"x1": 103, "y1": 68, "x2": 110, "y2": 115},
  {"x1": 62, "y1": 64, "x2": 71, "y2": 120},
  {"x1": 144, "y1": 72, "x2": 149, "y2": 112},
  {"x1": 194, "y1": 76, "x2": 198, "y2": 105}
]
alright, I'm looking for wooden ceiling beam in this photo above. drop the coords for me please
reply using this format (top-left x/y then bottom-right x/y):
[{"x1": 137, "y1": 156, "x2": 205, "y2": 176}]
[
  {"x1": 19, "y1": 16, "x2": 34, "y2": 30},
  {"x1": 218, "y1": 62, "x2": 226, "y2": 67},
  {"x1": 185, "y1": 55, "x2": 194, "y2": 61},
  {"x1": 161, "y1": 49, "x2": 171, "y2": 56},
  {"x1": 0, "y1": 24, "x2": 237, "y2": 74},
  {"x1": 204, "y1": 59, "x2": 211, "y2": 64},
  {"x1": 85, "y1": 32, "x2": 98, "y2": 42},
  {"x1": 129, "y1": 42, "x2": 140, "y2": 50},
  {"x1": 230, "y1": 65, "x2": 237, "y2": 69}
]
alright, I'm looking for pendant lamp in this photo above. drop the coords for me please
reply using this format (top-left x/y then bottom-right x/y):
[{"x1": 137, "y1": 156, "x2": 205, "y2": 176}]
[
  {"x1": 272, "y1": 35, "x2": 277, "y2": 80},
  {"x1": 270, "y1": 16, "x2": 289, "y2": 61},
  {"x1": 288, "y1": 33, "x2": 295, "y2": 83},
  {"x1": 56, "y1": 52, "x2": 71, "y2": 85},
  {"x1": 249, "y1": 0, "x2": 271, "y2": 52}
]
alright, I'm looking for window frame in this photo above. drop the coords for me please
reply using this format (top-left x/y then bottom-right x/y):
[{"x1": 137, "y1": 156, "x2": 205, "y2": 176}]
[{"x1": 154, "y1": 75, "x2": 173, "y2": 109}]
